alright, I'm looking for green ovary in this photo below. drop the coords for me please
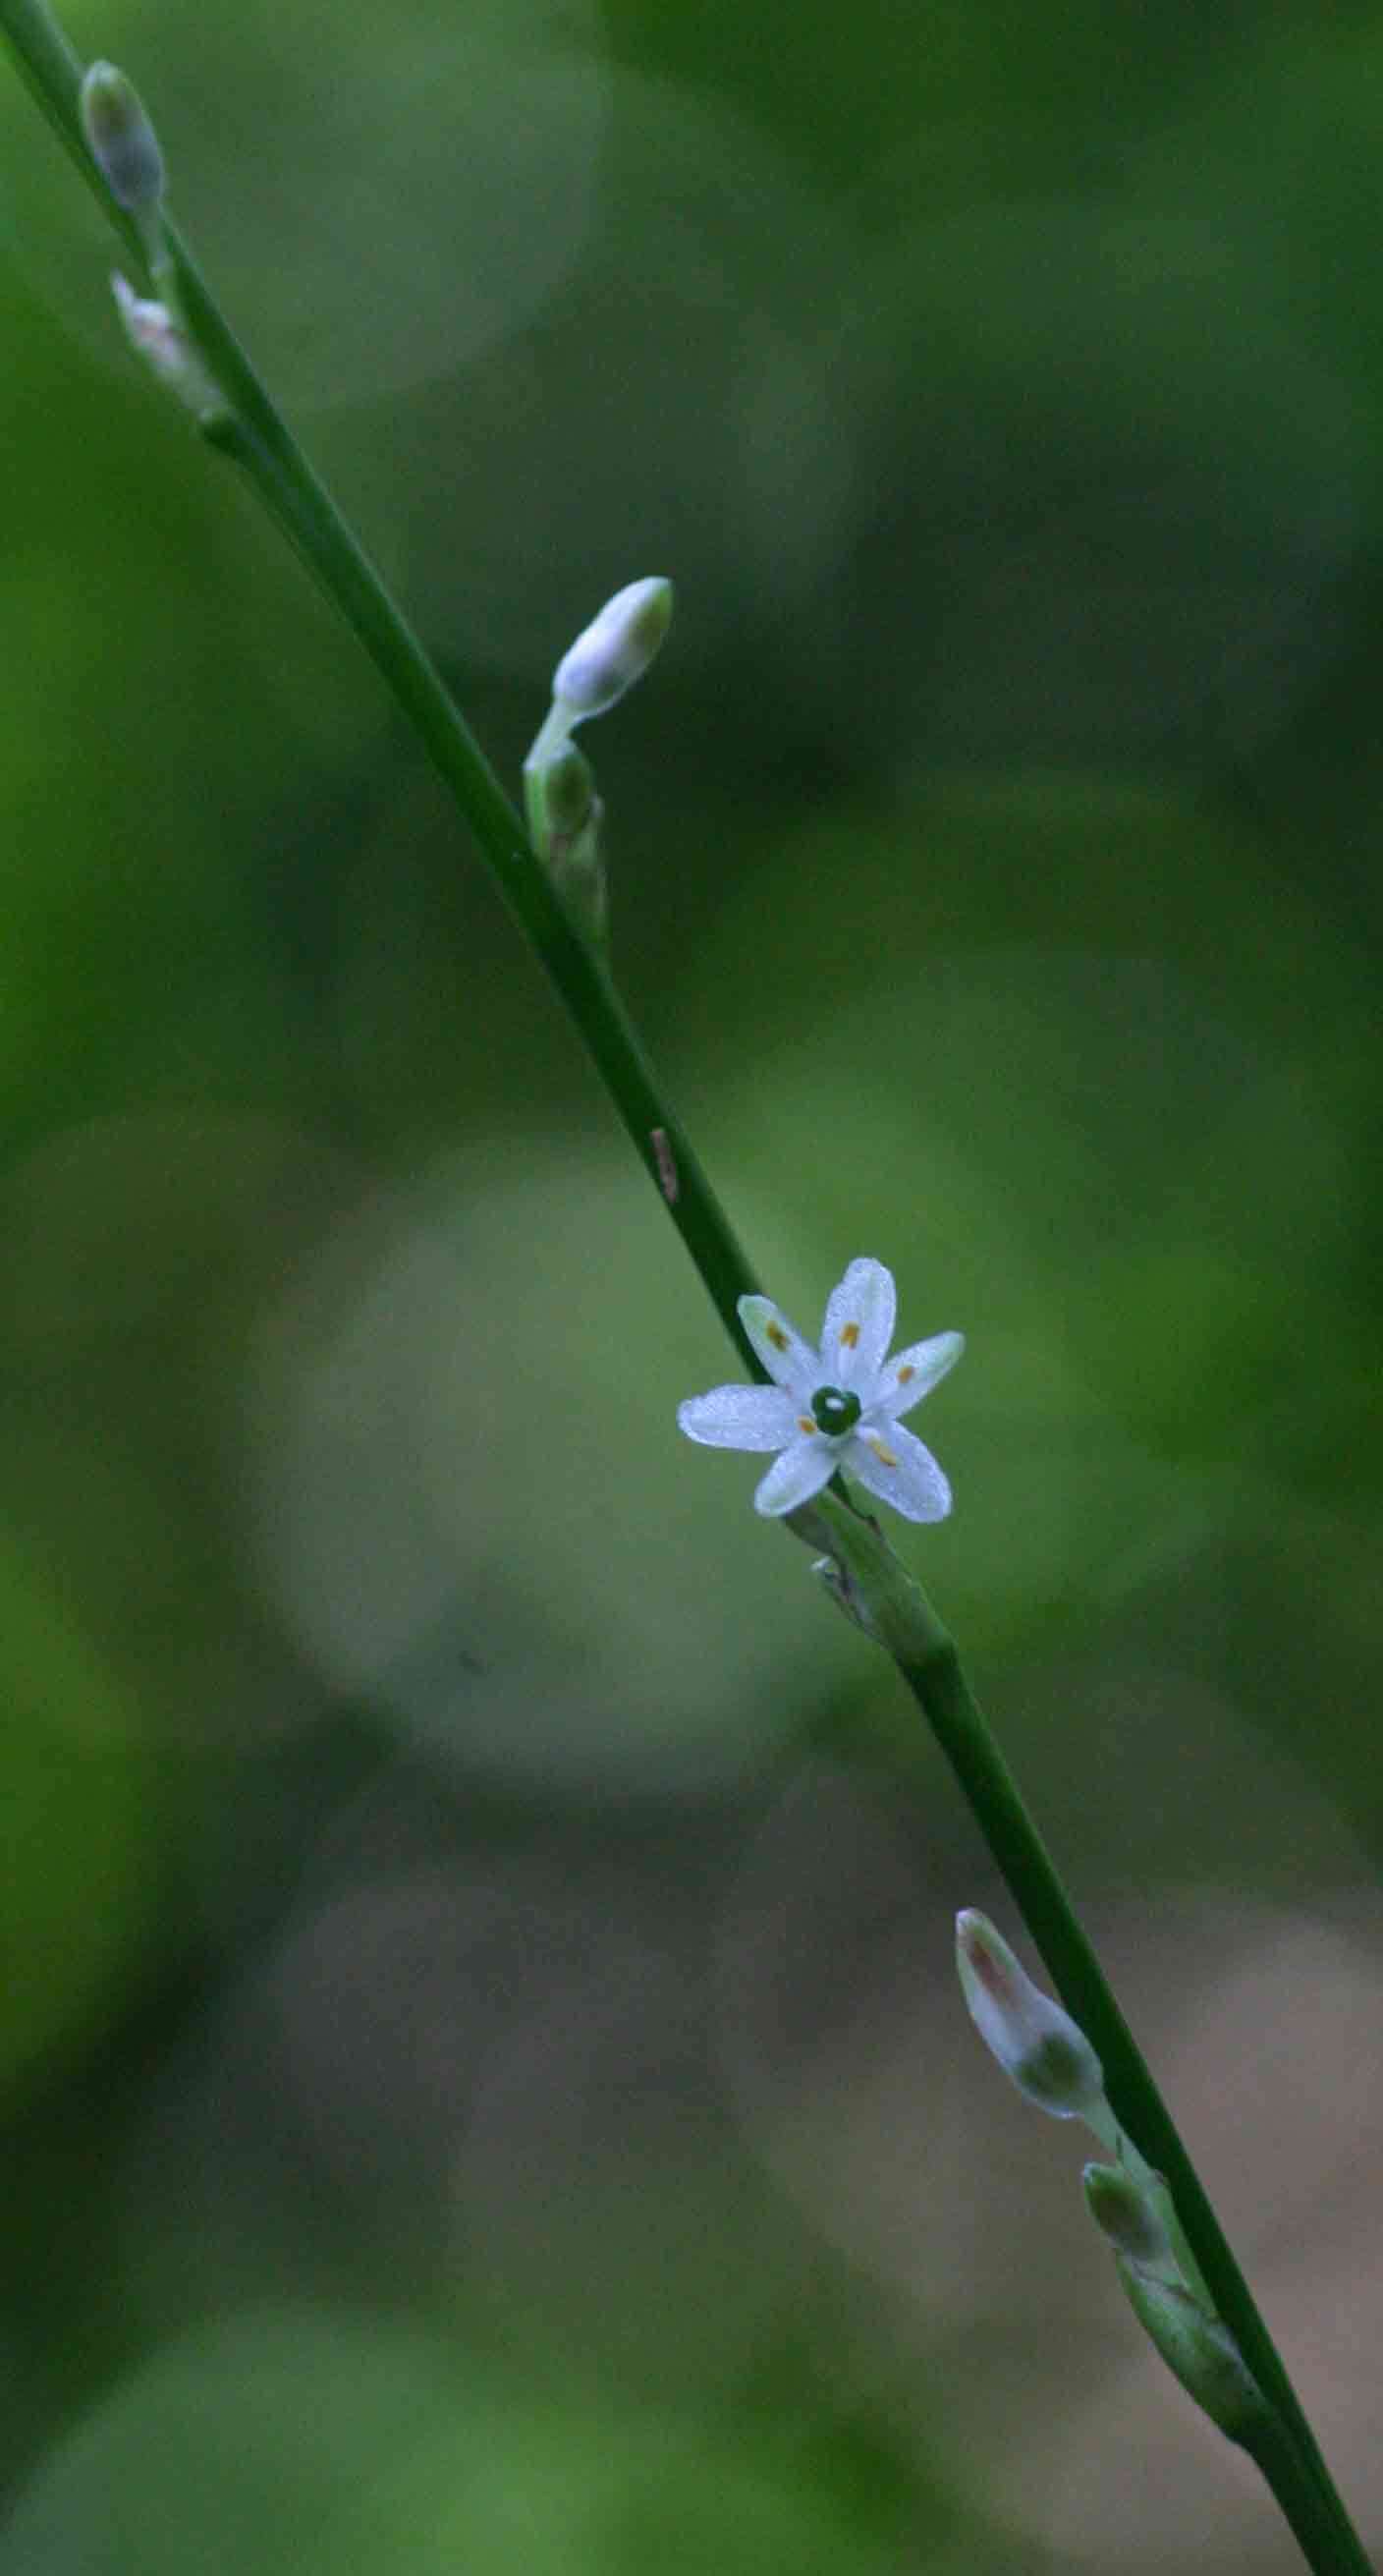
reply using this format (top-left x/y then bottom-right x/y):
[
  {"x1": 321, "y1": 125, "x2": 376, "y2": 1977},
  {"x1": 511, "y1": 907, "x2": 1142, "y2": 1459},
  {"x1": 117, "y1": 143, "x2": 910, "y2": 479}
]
[{"x1": 810, "y1": 1385, "x2": 861, "y2": 1436}]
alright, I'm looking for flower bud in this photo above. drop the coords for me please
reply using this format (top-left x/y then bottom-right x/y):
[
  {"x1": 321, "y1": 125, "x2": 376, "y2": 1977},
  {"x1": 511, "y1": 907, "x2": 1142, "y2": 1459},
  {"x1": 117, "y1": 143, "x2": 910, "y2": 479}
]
[
  {"x1": 551, "y1": 577, "x2": 673, "y2": 724},
  {"x1": 1114, "y1": 2262, "x2": 1271, "y2": 2444},
  {"x1": 522, "y1": 740, "x2": 607, "y2": 941},
  {"x1": 956, "y1": 1910, "x2": 1105, "y2": 2119},
  {"x1": 1083, "y1": 2161, "x2": 1174, "y2": 2267},
  {"x1": 81, "y1": 63, "x2": 164, "y2": 213},
  {"x1": 111, "y1": 275, "x2": 228, "y2": 425},
  {"x1": 526, "y1": 741, "x2": 596, "y2": 857}
]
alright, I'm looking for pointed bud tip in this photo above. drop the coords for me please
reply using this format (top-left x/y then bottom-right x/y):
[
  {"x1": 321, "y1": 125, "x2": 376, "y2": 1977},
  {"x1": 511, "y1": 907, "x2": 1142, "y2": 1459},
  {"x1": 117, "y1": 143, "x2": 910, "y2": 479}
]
[{"x1": 81, "y1": 61, "x2": 164, "y2": 212}]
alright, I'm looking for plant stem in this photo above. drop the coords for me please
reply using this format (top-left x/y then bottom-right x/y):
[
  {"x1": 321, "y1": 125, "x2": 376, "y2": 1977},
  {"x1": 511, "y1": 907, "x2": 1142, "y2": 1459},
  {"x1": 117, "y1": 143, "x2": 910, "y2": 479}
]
[
  {"x1": 0, "y1": 7, "x2": 1371, "y2": 2568},
  {"x1": 912, "y1": 1635, "x2": 1362, "y2": 2566},
  {"x1": 802, "y1": 1488, "x2": 1371, "y2": 2571},
  {"x1": 203, "y1": 409, "x2": 765, "y2": 1372},
  {"x1": 0, "y1": 0, "x2": 764, "y2": 1378}
]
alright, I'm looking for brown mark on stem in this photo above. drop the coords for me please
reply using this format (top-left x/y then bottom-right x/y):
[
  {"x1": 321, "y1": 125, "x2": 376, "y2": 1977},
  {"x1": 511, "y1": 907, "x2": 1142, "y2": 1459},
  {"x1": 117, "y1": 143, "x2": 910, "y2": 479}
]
[{"x1": 651, "y1": 1127, "x2": 679, "y2": 1204}]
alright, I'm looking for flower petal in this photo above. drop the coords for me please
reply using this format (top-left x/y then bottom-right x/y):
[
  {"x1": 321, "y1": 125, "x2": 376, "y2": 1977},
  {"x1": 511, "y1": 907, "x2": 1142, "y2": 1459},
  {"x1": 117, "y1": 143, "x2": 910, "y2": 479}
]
[
  {"x1": 752, "y1": 1431, "x2": 839, "y2": 1516},
  {"x1": 875, "y1": 1329, "x2": 965, "y2": 1418},
  {"x1": 820, "y1": 1258, "x2": 896, "y2": 1391},
  {"x1": 738, "y1": 1294, "x2": 816, "y2": 1394},
  {"x1": 845, "y1": 1419, "x2": 952, "y2": 1522},
  {"x1": 677, "y1": 1385, "x2": 798, "y2": 1451}
]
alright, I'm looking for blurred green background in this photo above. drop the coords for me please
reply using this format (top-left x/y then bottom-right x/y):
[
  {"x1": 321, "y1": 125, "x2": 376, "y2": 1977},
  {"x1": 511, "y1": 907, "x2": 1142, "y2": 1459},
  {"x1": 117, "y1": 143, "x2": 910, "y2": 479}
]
[{"x1": 1, "y1": 0, "x2": 1382, "y2": 2567}]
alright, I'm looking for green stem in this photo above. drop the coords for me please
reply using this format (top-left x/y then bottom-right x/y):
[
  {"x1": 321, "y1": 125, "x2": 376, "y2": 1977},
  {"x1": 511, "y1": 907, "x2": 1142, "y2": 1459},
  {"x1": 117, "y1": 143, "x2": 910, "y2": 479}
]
[
  {"x1": 0, "y1": 9, "x2": 1370, "y2": 2568},
  {"x1": 0, "y1": 0, "x2": 764, "y2": 1378},
  {"x1": 802, "y1": 1489, "x2": 1370, "y2": 2575},
  {"x1": 915, "y1": 1643, "x2": 1348, "y2": 2536},
  {"x1": 204, "y1": 416, "x2": 762, "y2": 1370}
]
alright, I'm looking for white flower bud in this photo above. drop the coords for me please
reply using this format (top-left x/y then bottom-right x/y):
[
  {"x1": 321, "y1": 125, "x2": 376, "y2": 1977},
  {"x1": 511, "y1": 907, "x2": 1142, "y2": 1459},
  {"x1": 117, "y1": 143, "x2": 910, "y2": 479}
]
[
  {"x1": 551, "y1": 577, "x2": 673, "y2": 724},
  {"x1": 955, "y1": 1910, "x2": 1105, "y2": 2119},
  {"x1": 81, "y1": 63, "x2": 164, "y2": 213},
  {"x1": 111, "y1": 275, "x2": 229, "y2": 426}
]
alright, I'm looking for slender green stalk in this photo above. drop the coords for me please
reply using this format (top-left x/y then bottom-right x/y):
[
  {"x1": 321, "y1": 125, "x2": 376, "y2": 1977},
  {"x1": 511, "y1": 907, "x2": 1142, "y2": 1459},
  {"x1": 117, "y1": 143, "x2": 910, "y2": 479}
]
[
  {"x1": 0, "y1": 0, "x2": 763, "y2": 1377},
  {"x1": 803, "y1": 1491, "x2": 1371, "y2": 2569},
  {"x1": 911, "y1": 1642, "x2": 1357, "y2": 2561},
  {"x1": 0, "y1": 7, "x2": 1371, "y2": 2568},
  {"x1": 205, "y1": 412, "x2": 764, "y2": 1372}
]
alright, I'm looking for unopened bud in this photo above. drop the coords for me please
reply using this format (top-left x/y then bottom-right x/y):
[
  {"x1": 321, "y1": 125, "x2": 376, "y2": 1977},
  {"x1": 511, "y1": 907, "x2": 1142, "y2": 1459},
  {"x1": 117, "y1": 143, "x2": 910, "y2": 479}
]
[
  {"x1": 82, "y1": 63, "x2": 164, "y2": 213},
  {"x1": 1115, "y1": 2261, "x2": 1271, "y2": 2444},
  {"x1": 526, "y1": 741, "x2": 596, "y2": 857},
  {"x1": 1083, "y1": 2161, "x2": 1174, "y2": 2268},
  {"x1": 111, "y1": 275, "x2": 229, "y2": 426},
  {"x1": 551, "y1": 577, "x2": 673, "y2": 724},
  {"x1": 523, "y1": 740, "x2": 607, "y2": 942},
  {"x1": 956, "y1": 1911, "x2": 1105, "y2": 2119}
]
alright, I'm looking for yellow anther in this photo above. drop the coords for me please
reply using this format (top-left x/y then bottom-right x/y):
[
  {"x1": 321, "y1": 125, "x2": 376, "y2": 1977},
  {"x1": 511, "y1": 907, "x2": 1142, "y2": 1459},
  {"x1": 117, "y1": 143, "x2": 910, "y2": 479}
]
[
  {"x1": 797, "y1": 1416, "x2": 818, "y2": 1437},
  {"x1": 841, "y1": 1320, "x2": 860, "y2": 1349},
  {"x1": 866, "y1": 1434, "x2": 898, "y2": 1468},
  {"x1": 768, "y1": 1321, "x2": 789, "y2": 1351}
]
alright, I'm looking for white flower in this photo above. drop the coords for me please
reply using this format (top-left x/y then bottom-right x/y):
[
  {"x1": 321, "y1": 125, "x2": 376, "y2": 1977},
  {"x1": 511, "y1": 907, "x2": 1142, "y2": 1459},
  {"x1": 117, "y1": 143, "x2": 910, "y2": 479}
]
[{"x1": 677, "y1": 1256, "x2": 963, "y2": 1522}]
